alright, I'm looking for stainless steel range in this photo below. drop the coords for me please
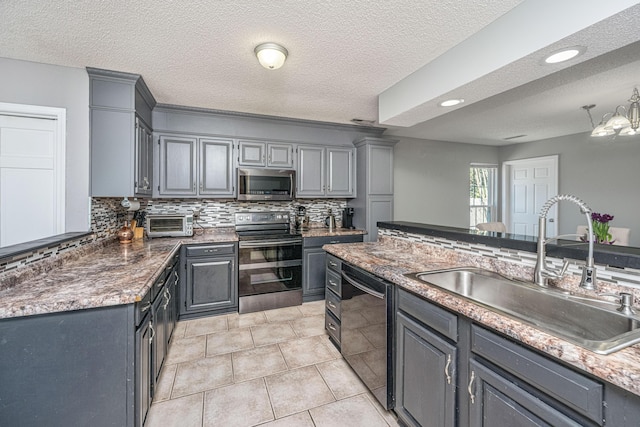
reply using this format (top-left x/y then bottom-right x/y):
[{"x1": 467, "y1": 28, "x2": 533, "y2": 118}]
[{"x1": 235, "y1": 212, "x2": 303, "y2": 313}]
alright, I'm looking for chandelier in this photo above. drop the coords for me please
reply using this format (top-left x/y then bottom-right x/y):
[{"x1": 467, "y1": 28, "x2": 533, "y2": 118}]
[{"x1": 584, "y1": 88, "x2": 640, "y2": 137}]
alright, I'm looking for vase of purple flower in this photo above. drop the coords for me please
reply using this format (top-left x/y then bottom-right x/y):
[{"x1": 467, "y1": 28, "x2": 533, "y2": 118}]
[{"x1": 590, "y1": 212, "x2": 615, "y2": 244}]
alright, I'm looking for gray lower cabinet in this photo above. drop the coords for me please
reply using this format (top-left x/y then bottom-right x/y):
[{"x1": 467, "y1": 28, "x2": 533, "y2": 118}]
[
  {"x1": 136, "y1": 311, "x2": 153, "y2": 427},
  {"x1": 324, "y1": 254, "x2": 343, "y2": 349},
  {"x1": 303, "y1": 234, "x2": 363, "y2": 301},
  {"x1": 395, "y1": 311, "x2": 457, "y2": 427},
  {"x1": 181, "y1": 243, "x2": 238, "y2": 318}
]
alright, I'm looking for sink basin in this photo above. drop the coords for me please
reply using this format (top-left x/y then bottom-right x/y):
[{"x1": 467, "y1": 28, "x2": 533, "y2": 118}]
[{"x1": 404, "y1": 267, "x2": 640, "y2": 354}]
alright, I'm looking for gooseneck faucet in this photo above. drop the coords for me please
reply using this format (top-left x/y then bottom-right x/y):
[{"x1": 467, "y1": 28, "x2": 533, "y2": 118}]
[{"x1": 534, "y1": 194, "x2": 596, "y2": 290}]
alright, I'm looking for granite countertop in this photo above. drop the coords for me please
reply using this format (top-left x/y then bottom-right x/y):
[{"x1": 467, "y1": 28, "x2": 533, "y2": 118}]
[
  {"x1": 0, "y1": 229, "x2": 238, "y2": 320},
  {"x1": 323, "y1": 240, "x2": 640, "y2": 398},
  {"x1": 301, "y1": 228, "x2": 367, "y2": 238}
]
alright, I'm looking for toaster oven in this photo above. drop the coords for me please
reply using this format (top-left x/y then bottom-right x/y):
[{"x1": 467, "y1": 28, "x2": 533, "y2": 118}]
[{"x1": 146, "y1": 214, "x2": 194, "y2": 237}]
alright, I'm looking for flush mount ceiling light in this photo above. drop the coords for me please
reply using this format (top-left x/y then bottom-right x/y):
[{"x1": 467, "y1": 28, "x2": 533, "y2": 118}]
[
  {"x1": 254, "y1": 43, "x2": 288, "y2": 70},
  {"x1": 544, "y1": 46, "x2": 585, "y2": 64},
  {"x1": 439, "y1": 99, "x2": 464, "y2": 107},
  {"x1": 583, "y1": 88, "x2": 640, "y2": 138}
]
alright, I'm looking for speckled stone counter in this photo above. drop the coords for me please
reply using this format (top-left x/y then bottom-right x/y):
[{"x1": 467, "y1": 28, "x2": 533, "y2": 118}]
[
  {"x1": 0, "y1": 229, "x2": 238, "y2": 320},
  {"x1": 323, "y1": 238, "x2": 640, "y2": 398},
  {"x1": 301, "y1": 228, "x2": 366, "y2": 238}
]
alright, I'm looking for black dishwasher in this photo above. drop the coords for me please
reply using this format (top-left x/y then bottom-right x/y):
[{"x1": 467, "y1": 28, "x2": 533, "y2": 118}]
[{"x1": 340, "y1": 262, "x2": 394, "y2": 410}]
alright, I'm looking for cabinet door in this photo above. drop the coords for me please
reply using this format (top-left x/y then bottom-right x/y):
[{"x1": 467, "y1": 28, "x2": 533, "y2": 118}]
[
  {"x1": 238, "y1": 140, "x2": 266, "y2": 167},
  {"x1": 200, "y1": 138, "x2": 234, "y2": 196},
  {"x1": 134, "y1": 117, "x2": 153, "y2": 196},
  {"x1": 303, "y1": 247, "x2": 327, "y2": 300},
  {"x1": 368, "y1": 144, "x2": 394, "y2": 195},
  {"x1": 297, "y1": 146, "x2": 326, "y2": 197},
  {"x1": 158, "y1": 135, "x2": 197, "y2": 195},
  {"x1": 151, "y1": 292, "x2": 168, "y2": 384},
  {"x1": 185, "y1": 256, "x2": 237, "y2": 312},
  {"x1": 136, "y1": 315, "x2": 153, "y2": 427},
  {"x1": 468, "y1": 359, "x2": 582, "y2": 427},
  {"x1": 327, "y1": 147, "x2": 355, "y2": 197},
  {"x1": 396, "y1": 311, "x2": 457, "y2": 427},
  {"x1": 267, "y1": 143, "x2": 294, "y2": 168},
  {"x1": 366, "y1": 196, "x2": 393, "y2": 242}
]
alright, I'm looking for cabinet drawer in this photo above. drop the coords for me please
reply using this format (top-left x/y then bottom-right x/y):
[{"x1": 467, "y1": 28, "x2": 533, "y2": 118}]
[
  {"x1": 397, "y1": 288, "x2": 458, "y2": 342},
  {"x1": 326, "y1": 254, "x2": 342, "y2": 273},
  {"x1": 185, "y1": 243, "x2": 235, "y2": 257},
  {"x1": 326, "y1": 268, "x2": 342, "y2": 296},
  {"x1": 304, "y1": 234, "x2": 364, "y2": 248},
  {"x1": 471, "y1": 325, "x2": 603, "y2": 425},
  {"x1": 325, "y1": 310, "x2": 341, "y2": 346},
  {"x1": 326, "y1": 289, "x2": 341, "y2": 319},
  {"x1": 135, "y1": 289, "x2": 153, "y2": 327}
]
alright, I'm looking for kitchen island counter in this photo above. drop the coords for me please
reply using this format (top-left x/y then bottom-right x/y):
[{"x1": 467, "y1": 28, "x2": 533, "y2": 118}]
[
  {"x1": 0, "y1": 229, "x2": 238, "y2": 319},
  {"x1": 323, "y1": 237, "x2": 640, "y2": 399}
]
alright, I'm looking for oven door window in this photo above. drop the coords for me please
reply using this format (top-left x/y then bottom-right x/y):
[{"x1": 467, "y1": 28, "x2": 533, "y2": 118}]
[
  {"x1": 239, "y1": 265, "x2": 302, "y2": 296},
  {"x1": 239, "y1": 243, "x2": 302, "y2": 265}
]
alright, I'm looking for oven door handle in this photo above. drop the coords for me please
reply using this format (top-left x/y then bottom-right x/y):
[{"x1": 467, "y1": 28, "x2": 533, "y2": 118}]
[
  {"x1": 341, "y1": 271, "x2": 385, "y2": 299},
  {"x1": 239, "y1": 239, "x2": 302, "y2": 248}
]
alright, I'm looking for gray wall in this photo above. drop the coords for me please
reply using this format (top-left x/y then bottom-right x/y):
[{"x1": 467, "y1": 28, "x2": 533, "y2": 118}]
[
  {"x1": 393, "y1": 136, "x2": 499, "y2": 227},
  {"x1": 0, "y1": 58, "x2": 90, "y2": 232},
  {"x1": 500, "y1": 131, "x2": 640, "y2": 246}
]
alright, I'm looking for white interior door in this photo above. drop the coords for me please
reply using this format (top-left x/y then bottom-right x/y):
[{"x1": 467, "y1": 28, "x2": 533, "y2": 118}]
[
  {"x1": 502, "y1": 156, "x2": 558, "y2": 237},
  {"x1": 0, "y1": 113, "x2": 62, "y2": 247}
]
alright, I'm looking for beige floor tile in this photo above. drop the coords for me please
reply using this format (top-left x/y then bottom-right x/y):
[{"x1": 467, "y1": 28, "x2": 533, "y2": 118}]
[
  {"x1": 279, "y1": 336, "x2": 336, "y2": 369},
  {"x1": 263, "y1": 305, "x2": 304, "y2": 322},
  {"x1": 290, "y1": 314, "x2": 326, "y2": 338},
  {"x1": 316, "y1": 358, "x2": 368, "y2": 400},
  {"x1": 203, "y1": 378, "x2": 274, "y2": 427},
  {"x1": 298, "y1": 300, "x2": 325, "y2": 317},
  {"x1": 256, "y1": 411, "x2": 315, "y2": 426},
  {"x1": 265, "y1": 365, "x2": 335, "y2": 418},
  {"x1": 172, "y1": 354, "x2": 233, "y2": 398},
  {"x1": 319, "y1": 335, "x2": 342, "y2": 358},
  {"x1": 172, "y1": 321, "x2": 187, "y2": 340},
  {"x1": 153, "y1": 363, "x2": 177, "y2": 403},
  {"x1": 232, "y1": 344, "x2": 288, "y2": 383},
  {"x1": 365, "y1": 393, "x2": 401, "y2": 427},
  {"x1": 184, "y1": 315, "x2": 228, "y2": 337},
  {"x1": 165, "y1": 335, "x2": 206, "y2": 365},
  {"x1": 206, "y1": 328, "x2": 254, "y2": 356},
  {"x1": 145, "y1": 393, "x2": 203, "y2": 427},
  {"x1": 227, "y1": 311, "x2": 267, "y2": 329},
  {"x1": 250, "y1": 322, "x2": 297, "y2": 346},
  {"x1": 309, "y1": 394, "x2": 389, "y2": 427}
]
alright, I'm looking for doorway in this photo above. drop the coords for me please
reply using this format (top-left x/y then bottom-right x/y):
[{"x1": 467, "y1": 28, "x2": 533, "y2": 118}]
[{"x1": 502, "y1": 155, "x2": 558, "y2": 237}]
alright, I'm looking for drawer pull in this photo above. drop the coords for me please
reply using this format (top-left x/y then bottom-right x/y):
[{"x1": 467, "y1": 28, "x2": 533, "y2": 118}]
[
  {"x1": 149, "y1": 322, "x2": 155, "y2": 344},
  {"x1": 329, "y1": 240, "x2": 339, "y2": 244},
  {"x1": 329, "y1": 261, "x2": 338, "y2": 267},
  {"x1": 444, "y1": 354, "x2": 452, "y2": 385},
  {"x1": 140, "y1": 303, "x2": 151, "y2": 313},
  {"x1": 328, "y1": 280, "x2": 337, "y2": 287},
  {"x1": 327, "y1": 323, "x2": 337, "y2": 331},
  {"x1": 327, "y1": 301, "x2": 337, "y2": 309},
  {"x1": 468, "y1": 370, "x2": 476, "y2": 404}
]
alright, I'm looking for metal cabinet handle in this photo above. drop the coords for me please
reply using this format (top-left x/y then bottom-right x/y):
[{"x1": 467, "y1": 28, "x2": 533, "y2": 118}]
[
  {"x1": 327, "y1": 301, "x2": 337, "y2": 309},
  {"x1": 329, "y1": 240, "x2": 339, "y2": 244},
  {"x1": 163, "y1": 289, "x2": 171, "y2": 310},
  {"x1": 149, "y1": 322, "x2": 155, "y2": 344},
  {"x1": 329, "y1": 261, "x2": 338, "y2": 267},
  {"x1": 140, "y1": 302, "x2": 151, "y2": 313},
  {"x1": 173, "y1": 270, "x2": 179, "y2": 285},
  {"x1": 468, "y1": 370, "x2": 476, "y2": 404},
  {"x1": 156, "y1": 279, "x2": 164, "y2": 288},
  {"x1": 444, "y1": 354, "x2": 452, "y2": 385},
  {"x1": 328, "y1": 280, "x2": 337, "y2": 288},
  {"x1": 327, "y1": 323, "x2": 337, "y2": 331}
]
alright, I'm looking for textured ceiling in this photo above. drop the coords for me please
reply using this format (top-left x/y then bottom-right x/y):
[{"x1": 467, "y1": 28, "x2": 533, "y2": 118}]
[{"x1": 1, "y1": 0, "x2": 639, "y2": 145}]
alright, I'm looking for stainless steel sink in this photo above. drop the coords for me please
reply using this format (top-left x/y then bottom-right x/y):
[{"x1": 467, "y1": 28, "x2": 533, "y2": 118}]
[{"x1": 404, "y1": 267, "x2": 640, "y2": 354}]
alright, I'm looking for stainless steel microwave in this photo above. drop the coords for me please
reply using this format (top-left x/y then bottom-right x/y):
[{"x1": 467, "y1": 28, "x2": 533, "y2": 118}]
[
  {"x1": 237, "y1": 168, "x2": 295, "y2": 201},
  {"x1": 146, "y1": 214, "x2": 194, "y2": 237}
]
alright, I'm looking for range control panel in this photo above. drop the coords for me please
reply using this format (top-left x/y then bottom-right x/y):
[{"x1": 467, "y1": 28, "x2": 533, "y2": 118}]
[{"x1": 234, "y1": 211, "x2": 290, "y2": 225}]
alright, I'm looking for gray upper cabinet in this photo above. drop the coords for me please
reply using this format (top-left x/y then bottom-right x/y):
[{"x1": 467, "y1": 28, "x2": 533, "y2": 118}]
[
  {"x1": 297, "y1": 145, "x2": 355, "y2": 198},
  {"x1": 238, "y1": 140, "x2": 294, "y2": 169},
  {"x1": 158, "y1": 135, "x2": 197, "y2": 196},
  {"x1": 157, "y1": 134, "x2": 235, "y2": 198},
  {"x1": 349, "y1": 137, "x2": 398, "y2": 241},
  {"x1": 88, "y1": 67, "x2": 156, "y2": 197},
  {"x1": 201, "y1": 138, "x2": 234, "y2": 196}
]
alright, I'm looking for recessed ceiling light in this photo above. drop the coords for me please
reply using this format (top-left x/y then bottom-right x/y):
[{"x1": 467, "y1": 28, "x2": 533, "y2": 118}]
[
  {"x1": 543, "y1": 46, "x2": 585, "y2": 64},
  {"x1": 439, "y1": 99, "x2": 464, "y2": 107}
]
